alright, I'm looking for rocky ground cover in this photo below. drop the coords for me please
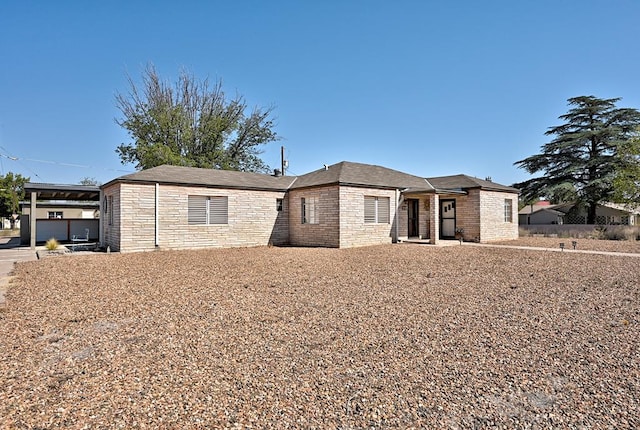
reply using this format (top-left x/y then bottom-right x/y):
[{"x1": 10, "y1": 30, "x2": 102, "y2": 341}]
[{"x1": 1, "y1": 242, "x2": 638, "y2": 428}]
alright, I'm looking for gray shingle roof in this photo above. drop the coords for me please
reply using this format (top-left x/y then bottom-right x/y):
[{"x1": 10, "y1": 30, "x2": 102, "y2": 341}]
[
  {"x1": 291, "y1": 161, "x2": 434, "y2": 191},
  {"x1": 104, "y1": 165, "x2": 296, "y2": 191},
  {"x1": 426, "y1": 174, "x2": 519, "y2": 193},
  {"x1": 103, "y1": 163, "x2": 518, "y2": 195}
]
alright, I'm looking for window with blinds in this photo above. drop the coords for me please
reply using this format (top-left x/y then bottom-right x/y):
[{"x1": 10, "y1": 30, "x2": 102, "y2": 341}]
[
  {"x1": 364, "y1": 196, "x2": 390, "y2": 224},
  {"x1": 108, "y1": 195, "x2": 114, "y2": 226},
  {"x1": 504, "y1": 199, "x2": 513, "y2": 223},
  {"x1": 188, "y1": 196, "x2": 228, "y2": 225},
  {"x1": 301, "y1": 196, "x2": 318, "y2": 224}
]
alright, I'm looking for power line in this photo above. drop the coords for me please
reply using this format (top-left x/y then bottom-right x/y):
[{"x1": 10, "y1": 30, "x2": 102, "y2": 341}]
[
  {"x1": 0, "y1": 149, "x2": 133, "y2": 177},
  {"x1": 0, "y1": 147, "x2": 44, "y2": 180}
]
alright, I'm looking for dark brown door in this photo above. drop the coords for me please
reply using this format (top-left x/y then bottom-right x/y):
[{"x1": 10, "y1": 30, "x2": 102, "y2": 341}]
[{"x1": 408, "y1": 199, "x2": 419, "y2": 237}]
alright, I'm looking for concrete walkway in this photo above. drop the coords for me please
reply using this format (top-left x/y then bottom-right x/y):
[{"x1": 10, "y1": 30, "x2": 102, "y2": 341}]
[
  {"x1": 462, "y1": 242, "x2": 640, "y2": 258},
  {"x1": 0, "y1": 237, "x2": 38, "y2": 308},
  {"x1": 407, "y1": 238, "x2": 640, "y2": 257}
]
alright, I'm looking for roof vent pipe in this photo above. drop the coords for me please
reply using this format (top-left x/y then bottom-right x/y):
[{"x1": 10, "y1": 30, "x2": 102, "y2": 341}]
[
  {"x1": 273, "y1": 169, "x2": 281, "y2": 177},
  {"x1": 324, "y1": 164, "x2": 328, "y2": 170}
]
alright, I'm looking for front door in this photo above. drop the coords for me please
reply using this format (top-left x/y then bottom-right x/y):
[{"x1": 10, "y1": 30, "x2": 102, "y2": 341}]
[
  {"x1": 440, "y1": 199, "x2": 456, "y2": 239},
  {"x1": 408, "y1": 199, "x2": 419, "y2": 237}
]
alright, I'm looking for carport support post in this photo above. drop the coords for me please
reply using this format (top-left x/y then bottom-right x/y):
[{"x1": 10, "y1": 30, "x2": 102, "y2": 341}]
[
  {"x1": 99, "y1": 190, "x2": 104, "y2": 248},
  {"x1": 30, "y1": 191, "x2": 37, "y2": 250},
  {"x1": 429, "y1": 194, "x2": 439, "y2": 245}
]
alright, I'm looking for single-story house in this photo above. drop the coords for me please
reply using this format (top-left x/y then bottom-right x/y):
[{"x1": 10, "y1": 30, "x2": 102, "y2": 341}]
[
  {"x1": 100, "y1": 161, "x2": 519, "y2": 252},
  {"x1": 519, "y1": 201, "x2": 640, "y2": 225}
]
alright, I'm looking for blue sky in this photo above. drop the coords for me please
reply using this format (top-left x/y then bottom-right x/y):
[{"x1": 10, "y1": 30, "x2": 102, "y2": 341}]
[{"x1": 1, "y1": 1, "x2": 639, "y2": 186}]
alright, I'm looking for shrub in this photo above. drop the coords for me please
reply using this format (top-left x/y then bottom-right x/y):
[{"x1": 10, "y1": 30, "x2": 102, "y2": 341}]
[
  {"x1": 520, "y1": 224, "x2": 639, "y2": 240},
  {"x1": 45, "y1": 238, "x2": 59, "y2": 250},
  {"x1": 601, "y1": 226, "x2": 638, "y2": 241},
  {"x1": 591, "y1": 225, "x2": 607, "y2": 240}
]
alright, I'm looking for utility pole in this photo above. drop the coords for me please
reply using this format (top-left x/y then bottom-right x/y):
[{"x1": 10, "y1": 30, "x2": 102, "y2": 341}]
[{"x1": 281, "y1": 146, "x2": 286, "y2": 176}]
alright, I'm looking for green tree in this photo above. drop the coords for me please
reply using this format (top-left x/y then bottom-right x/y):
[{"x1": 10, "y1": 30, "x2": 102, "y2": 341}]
[
  {"x1": 115, "y1": 64, "x2": 279, "y2": 173},
  {"x1": 514, "y1": 96, "x2": 640, "y2": 224},
  {"x1": 0, "y1": 172, "x2": 28, "y2": 219},
  {"x1": 612, "y1": 132, "x2": 640, "y2": 208},
  {"x1": 79, "y1": 177, "x2": 100, "y2": 186},
  {"x1": 545, "y1": 182, "x2": 578, "y2": 204}
]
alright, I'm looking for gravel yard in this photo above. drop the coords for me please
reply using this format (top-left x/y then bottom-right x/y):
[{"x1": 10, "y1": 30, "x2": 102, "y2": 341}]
[{"x1": 1, "y1": 242, "x2": 639, "y2": 428}]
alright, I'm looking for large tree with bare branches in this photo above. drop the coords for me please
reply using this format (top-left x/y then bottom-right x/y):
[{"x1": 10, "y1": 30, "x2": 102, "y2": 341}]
[{"x1": 115, "y1": 65, "x2": 279, "y2": 172}]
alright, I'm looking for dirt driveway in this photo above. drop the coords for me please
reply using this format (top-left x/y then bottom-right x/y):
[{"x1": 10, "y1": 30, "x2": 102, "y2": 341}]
[{"x1": 0, "y1": 237, "x2": 37, "y2": 307}]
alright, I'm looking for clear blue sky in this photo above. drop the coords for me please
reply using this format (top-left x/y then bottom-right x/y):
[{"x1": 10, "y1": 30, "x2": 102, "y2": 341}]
[{"x1": 2, "y1": 1, "x2": 639, "y2": 186}]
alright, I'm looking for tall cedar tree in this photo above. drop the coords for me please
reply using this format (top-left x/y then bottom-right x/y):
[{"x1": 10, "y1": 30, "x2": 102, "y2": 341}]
[
  {"x1": 115, "y1": 65, "x2": 279, "y2": 173},
  {"x1": 514, "y1": 96, "x2": 640, "y2": 224}
]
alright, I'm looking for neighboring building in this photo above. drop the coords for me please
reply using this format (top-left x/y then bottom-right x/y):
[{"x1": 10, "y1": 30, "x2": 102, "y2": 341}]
[
  {"x1": 20, "y1": 200, "x2": 100, "y2": 220},
  {"x1": 519, "y1": 201, "x2": 640, "y2": 225},
  {"x1": 518, "y1": 201, "x2": 565, "y2": 225},
  {"x1": 20, "y1": 183, "x2": 101, "y2": 246},
  {"x1": 100, "y1": 161, "x2": 519, "y2": 253}
]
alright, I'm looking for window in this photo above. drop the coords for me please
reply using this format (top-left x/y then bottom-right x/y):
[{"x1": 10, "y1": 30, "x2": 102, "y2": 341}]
[
  {"x1": 276, "y1": 198, "x2": 283, "y2": 211},
  {"x1": 48, "y1": 211, "x2": 63, "y2": 219},
  {"x1": 108, "y1": 196, "x2": 114, "y2": 226},
  {"x1": 188, "y1": 196, "x2": 228, "y2": 225},
  {"x1": 364, "y1": 196, "x2": 390, "y2": 224},
  {"x1": 301, "y1": 196, "x2": 318, "y2": 224},
  {"x1": 504, "y1": 199, "x2": 513, "y2": 222}
]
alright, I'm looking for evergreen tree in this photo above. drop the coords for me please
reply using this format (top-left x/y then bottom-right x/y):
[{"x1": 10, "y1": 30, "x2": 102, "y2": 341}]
[{"x1": 514, "y1": 96, "x2": 640, "y2": 223}]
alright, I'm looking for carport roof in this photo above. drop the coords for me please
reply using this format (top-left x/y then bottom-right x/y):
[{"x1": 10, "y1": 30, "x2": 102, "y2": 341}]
[{"x1": 24, "y1": 183, "x2": 100, "y2": 201}]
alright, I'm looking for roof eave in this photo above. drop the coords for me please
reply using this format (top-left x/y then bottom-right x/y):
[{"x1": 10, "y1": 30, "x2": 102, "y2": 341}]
[
  {"x1": 434, "y1": 188, "x2": 468, "y2": 195},
  {"x1": 102, "y1": 177, "x2": 290, "y2": 193}
]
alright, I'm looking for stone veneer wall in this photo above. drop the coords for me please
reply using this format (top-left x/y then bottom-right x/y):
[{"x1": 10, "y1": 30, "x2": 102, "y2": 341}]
[
  {"x1": 338, "y1": 186, "x2": 398, "y2": 248},
  {"x1": 102, "y1": 183, "x2": 122, "y2": 251},
  {"x1": 106, "y1": 183, "x2": 288, "y2": 253},
  {"x1": 436, "y1": 190, "x2": 518, "y2": 242},
  {"x1": 102, "y1": 181, "x2": 518, "y2": 251},
  {"x1": 479, "y1": 190, "x2": 519, "y2": 242},
  {"x1": 289, "y1": 185, "x2": 402, "y2": 248},
  {"x1": 288, "y1": 186, "x2": 340, "y2": 247},
  {"x1": 446, "y1": 191, "x2": 481, "y2": 242}
]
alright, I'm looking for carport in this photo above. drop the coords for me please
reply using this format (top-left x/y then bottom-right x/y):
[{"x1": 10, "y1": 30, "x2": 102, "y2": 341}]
[{"x1": 22, "y1": 183, "x2": 101, "y2": 250}]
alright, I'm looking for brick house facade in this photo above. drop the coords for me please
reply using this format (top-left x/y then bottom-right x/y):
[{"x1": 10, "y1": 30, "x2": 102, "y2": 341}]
[{"x1": 100, "y1": 162, "x2": 519, "y2": 252}]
